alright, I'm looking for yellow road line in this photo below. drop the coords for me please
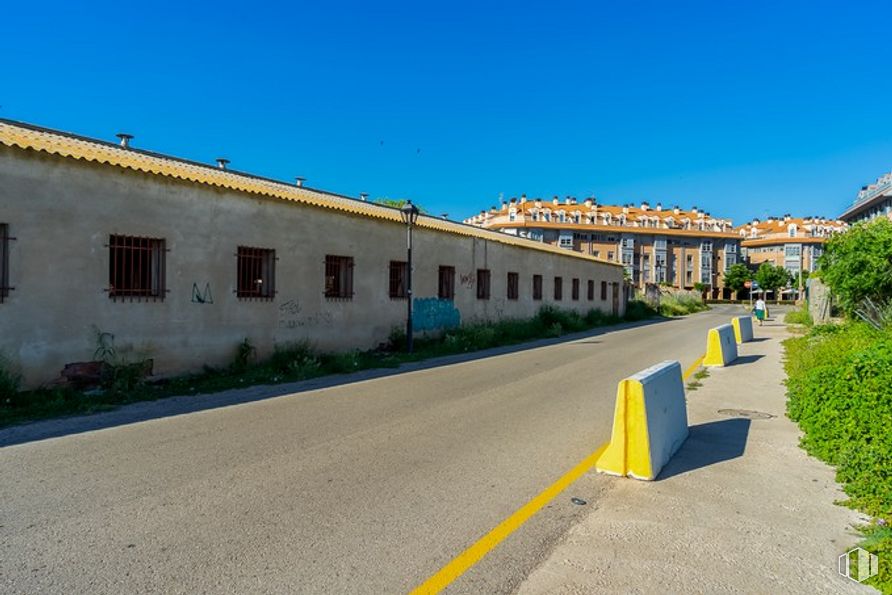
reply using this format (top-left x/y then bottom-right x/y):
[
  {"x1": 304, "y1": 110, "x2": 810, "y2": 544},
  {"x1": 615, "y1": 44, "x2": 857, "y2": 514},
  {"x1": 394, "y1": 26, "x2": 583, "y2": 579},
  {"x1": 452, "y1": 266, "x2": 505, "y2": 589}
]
[
  {"x1": 683, "y1": 355, "x2": 705, "y2": 381},
  {"x1": 409, "y1": 442, "x2": 610, "y2": 595}
]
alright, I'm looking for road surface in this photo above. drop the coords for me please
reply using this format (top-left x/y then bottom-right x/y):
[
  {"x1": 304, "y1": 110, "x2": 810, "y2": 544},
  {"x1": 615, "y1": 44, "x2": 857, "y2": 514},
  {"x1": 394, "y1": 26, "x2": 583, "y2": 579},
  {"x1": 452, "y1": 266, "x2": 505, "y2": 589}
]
[{"x1": 1, "y1": 305, "x2": 742, "y2": 594}]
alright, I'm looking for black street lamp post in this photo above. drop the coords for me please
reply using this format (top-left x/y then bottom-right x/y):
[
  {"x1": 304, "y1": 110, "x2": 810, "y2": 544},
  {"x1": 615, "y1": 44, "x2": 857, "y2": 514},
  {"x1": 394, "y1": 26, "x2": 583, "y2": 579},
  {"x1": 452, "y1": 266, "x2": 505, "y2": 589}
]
[{"x1": 400, "y1": 201, "x2": 420, "y2": 353}]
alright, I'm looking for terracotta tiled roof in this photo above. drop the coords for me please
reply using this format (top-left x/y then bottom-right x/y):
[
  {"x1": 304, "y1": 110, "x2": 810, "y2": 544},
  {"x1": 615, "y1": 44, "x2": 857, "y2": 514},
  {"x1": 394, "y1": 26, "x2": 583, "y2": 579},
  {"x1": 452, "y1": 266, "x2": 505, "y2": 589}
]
[{"x1": 0, "y1": 119, "x2": 619, "y2": 267}]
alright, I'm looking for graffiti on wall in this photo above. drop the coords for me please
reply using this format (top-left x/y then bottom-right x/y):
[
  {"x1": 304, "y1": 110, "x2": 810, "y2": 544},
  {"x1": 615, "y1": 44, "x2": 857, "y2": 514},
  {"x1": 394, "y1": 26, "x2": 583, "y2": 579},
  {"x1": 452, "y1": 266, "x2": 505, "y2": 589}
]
[
  {"x1": 413, "y1": 298, "x2": 461, "y2": 332},
  {"x1": 192, "y1": 283, "x2": 214, "y2": 304},
  {"x1": 278, "y1": 299, "x2": 334, "y2": 329}
]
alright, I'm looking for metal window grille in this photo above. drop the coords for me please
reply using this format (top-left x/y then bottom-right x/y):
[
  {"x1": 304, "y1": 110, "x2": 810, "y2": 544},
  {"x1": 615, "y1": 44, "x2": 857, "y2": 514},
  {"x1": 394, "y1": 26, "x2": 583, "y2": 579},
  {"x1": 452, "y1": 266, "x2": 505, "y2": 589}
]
[
  {"x1": 476, "y1": 269, "x2": 491, "y2": 300},
  {"x1": 572, "y1": 278, "x2": 580, "y2": 301},
  {"x1": 438, "y1": 266, "x2": 455, "y2": 300},
  {"x1": 533, "y1": 274, "x2": 543, "y2": 300},
  {"x1": 587, "y1": 280, "x2": 594, "y2": 301},
  {"x1": 107, "y1": 234, "x2": 166, "y2": 301},
  {"x1": 0, "y1": 224, "x2": 13, "y2": 303},
  {"x1": 600, "y1": 281, "x2": 607, "y2": 300},
  {"x1": 389, "y1": 261, "x2": 408, "y2": 299},
  {"x1": 325, "y1": 255, "x2": 354, "y2": 299},
  {"x1": 507, "y1": 272, "x2": 519, "y2": 300},
  {"x1": 554, "y1": 277, "x2": 563, "y2": 301},
  {"x1": 236, "y1": 246, "x2": 276, "y2": 299}
]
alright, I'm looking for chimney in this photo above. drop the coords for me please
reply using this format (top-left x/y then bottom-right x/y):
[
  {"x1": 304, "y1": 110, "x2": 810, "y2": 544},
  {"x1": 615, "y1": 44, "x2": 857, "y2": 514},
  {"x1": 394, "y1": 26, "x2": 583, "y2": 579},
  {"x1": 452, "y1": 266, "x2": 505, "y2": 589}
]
[
  {"x1": 691, "y1": 205, "x2": 698, "y2": 215},
  {"x1": 509, "y1": 197, "x2": 517, "y2": 204},
  {"x1": 622, "y1": 206, "x2": 629, "y2": 214},
  {"x1": 583, "y1": 198, "x2": 593, "y2": 208},
  {"x1": 216, "y1": 158, "x2": 230, "y2": 170},
  {"x1": 640, "y1": 201, "x2": 649, "y2": 211},
  {"x1": 784, "y1": 214, "x2": 791, "y2": 222},
  {"x1": 359, "y1": 192, "x2": 368, "y2": 201},
  {"x1": 116, "y1": 133, "x2": 133, "y2": 148},
  {"x1": 655, "y1": 202, "x2": 662, "y2": 211},
  {"x1": 441, "y1": 213, "x2": 449, "y2": 219},
  {"x1": 673, "y1": 206, "x2": 681, "y2": 215},
  {"x1": 520, "y1": 193, "x2": 527, "y2": 204},
  {"x1": 552, "y1": 196, "x2": 560, "y2": 205},
  {"x1": 534, "y1": 199, "x2": 542, "y2": 208},
  {"x1": 295, "y1": 176, "x2": 306, "y2": 187}
]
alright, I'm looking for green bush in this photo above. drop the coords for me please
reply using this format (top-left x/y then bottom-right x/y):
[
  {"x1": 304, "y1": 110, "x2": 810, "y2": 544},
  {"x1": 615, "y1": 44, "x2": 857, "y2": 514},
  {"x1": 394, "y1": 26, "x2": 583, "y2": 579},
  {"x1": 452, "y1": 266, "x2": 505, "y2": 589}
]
[
  {"x1": 0, "y1": 354, "x2": 21, "y2": 402},
  {"x1": 658, "y1": 293, "x2": 707, "y2": 317},
  {"x1": 624, "y1": 300, "x2": 657, "y2": 321},
  {"x1": 784, "y1": 322, "x2": 892, "y2": 591}
]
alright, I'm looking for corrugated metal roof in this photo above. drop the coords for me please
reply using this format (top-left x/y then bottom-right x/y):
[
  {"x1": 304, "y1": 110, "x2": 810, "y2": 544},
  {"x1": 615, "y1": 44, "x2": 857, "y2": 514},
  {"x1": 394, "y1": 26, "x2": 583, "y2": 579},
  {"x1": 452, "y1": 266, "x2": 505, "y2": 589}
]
[{"x1": 0, "y1": 118, "x2": 618, "y2": 267}]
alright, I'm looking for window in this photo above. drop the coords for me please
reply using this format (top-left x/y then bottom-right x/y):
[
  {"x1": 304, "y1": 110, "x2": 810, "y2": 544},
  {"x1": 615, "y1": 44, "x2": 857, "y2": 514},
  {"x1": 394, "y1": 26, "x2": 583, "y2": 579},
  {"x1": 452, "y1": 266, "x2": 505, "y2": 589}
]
[
  {"x1": 554, "y1": 276, "x2": 563, "y2": 300},
  {"x1": 587, "y1": 280, "x2": 595, "y2": 301},
  {"x1": 108, "y1": 234, "x2": 166, "y2": 301},
  {"x1": 477, "y1": 269, "x2": 491, "y2": 299},
  {"x1": 507, "y1": 272, "x2": 519, "y2": 300},
  {"x1": 533, "y1": 274, "x2": 543, "y2": 300},
  {"x1": 388, "y1": 261, "x2": 408, "y2": 299},
  {"x1": 325, "y1": 255, "x2": 354, "y2": 299},
  {"x1": 237, "y1": 246, "x2": 276, "y2": 299},
  {"x1": 601, "y1": 280, "x2": 608, "y2": 300},
  {"x1": 438, "y1": 266, "x2": 455, "y2": 299},
  {"x1": 571, "y1": 278, "x2": 580, "y2": 300},
  {"x1": 607, "y1": 251, "x2": 615, "y2": 261},
  {"x1": 0, "y1": 224, "x2": 11, "y2": 302}
]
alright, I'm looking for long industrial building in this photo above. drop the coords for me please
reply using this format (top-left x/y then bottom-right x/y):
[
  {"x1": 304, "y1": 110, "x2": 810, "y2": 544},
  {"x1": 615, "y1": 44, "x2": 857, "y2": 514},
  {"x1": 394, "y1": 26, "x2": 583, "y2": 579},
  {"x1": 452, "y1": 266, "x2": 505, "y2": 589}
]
[{"x1": 0, "y1": 120, "x2": 625, "y2": 388}]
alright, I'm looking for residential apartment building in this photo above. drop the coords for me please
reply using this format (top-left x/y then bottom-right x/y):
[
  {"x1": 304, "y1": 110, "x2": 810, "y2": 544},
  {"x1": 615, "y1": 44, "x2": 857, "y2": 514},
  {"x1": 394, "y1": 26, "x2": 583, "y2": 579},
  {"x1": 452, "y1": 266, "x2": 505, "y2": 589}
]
[
  {"x1": 465, "y1": 196, "x2": 741, "y2": 298},
  {"x1": 840, "y1": 170, "x2": 892, "y2": 224},
  {"x1": 737, "y1": 215, "x2": 847, "y2": 285},
  {"x1": 0, "y1": 119, "x2": 624, "y2": 388}
]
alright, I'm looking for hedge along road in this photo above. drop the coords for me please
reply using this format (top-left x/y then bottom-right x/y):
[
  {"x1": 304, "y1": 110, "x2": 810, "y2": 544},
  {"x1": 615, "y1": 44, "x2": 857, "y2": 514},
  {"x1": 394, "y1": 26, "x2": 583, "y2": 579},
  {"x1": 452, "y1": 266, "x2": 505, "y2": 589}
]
[{"x1": 0, "y1": 305, "x2": 742, "y2": 594}]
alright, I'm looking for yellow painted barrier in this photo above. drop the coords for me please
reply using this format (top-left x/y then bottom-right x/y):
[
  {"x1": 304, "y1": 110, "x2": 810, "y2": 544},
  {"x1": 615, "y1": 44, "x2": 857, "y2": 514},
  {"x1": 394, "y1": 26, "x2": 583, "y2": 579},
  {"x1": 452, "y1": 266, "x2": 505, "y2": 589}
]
[
  {"x1": 595, "y1": 360, "x2": 689, "y2": 481},
  {"x1": 704, "y1": 323, "x2": 738, "y2": 366},
  {"x1": 731, "y1": 315, "x2": 754, "y2": 344}
]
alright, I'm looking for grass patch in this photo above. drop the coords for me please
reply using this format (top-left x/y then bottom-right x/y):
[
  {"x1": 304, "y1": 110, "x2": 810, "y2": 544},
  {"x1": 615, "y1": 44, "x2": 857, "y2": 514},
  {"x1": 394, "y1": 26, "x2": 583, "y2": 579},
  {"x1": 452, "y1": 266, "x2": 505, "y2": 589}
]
[
  {"x1": 783, "y1": 305, "x2": 813, "y2": 326},
  {"x1": 784, "y1": 322, "x2": 892, "y2": 592},
  {"x1": 0, "y1": 303, "x2": 663, "y2": 429},
  {"x1": 686, "y1": 367, "x2": 709, "y2": 391}
]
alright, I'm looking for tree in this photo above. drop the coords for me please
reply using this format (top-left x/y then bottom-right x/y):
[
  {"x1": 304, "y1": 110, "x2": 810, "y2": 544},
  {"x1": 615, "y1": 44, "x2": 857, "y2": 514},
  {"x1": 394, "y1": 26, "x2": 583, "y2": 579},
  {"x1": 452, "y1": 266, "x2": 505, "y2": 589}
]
[
  {"x1": 818, "y1": 218, "x2": 892, "y2": 314},
  {"x1": 755, "y1": 262, "x2": 791, "y2": 298},
  {"x1": 373, "y1": 197, "x2": 427, "y2": 212},
  {"x1": 723, "y1": 263, "x2": 751, "y2": 293}
]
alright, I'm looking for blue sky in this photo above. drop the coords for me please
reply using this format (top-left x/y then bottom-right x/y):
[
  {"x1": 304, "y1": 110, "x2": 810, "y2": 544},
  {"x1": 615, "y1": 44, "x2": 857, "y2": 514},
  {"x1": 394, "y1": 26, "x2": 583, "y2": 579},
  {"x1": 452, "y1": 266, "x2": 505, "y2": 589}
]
[{"x1": 3, "y1": 1, "x2": 891, "y2": 223}]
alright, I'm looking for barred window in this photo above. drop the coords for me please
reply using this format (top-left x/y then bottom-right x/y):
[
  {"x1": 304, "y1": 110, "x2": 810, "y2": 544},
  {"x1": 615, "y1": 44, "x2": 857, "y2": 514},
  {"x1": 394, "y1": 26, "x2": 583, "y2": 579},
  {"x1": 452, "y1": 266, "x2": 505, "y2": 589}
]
[
  {"x1": 533, "y1": 274, "x2": 543, "y2": 300},
  {"x1": 554, "y1": 276, "x2": 563, "y2": 300},
  {"x1": 572, "y1": 278, "x2": 580, "y2": 301},
  {"x1": 325, "y1": 255, "x2": 354, "y2": 299},
  {"x1": 0, "y1": 224, "x2": 12, "y2": 303},
  {"x1": 389, "y1": 261, "x2": 408, "y2": 299},
  {"x1": 476, "y1": 269, "x2": 491, "y2": 300},
  {"x1": 587, "y1": 279, "x2": 594, "y2": 301},
  {"x1": 438, "y1": 266, "x2": 455, "y2": 300},
  {"x1": 108, "y1": 235, "x2": 166, "y2": 301},
  {"x1": 507, "y1": 272, "x2": 519, "y2": 300},
  {"x1": 601, "y1": 280, "x2": 608, "y2": 300},
  {"x1": 237, "y1": 247, "x2": 276, "y2": 299}
]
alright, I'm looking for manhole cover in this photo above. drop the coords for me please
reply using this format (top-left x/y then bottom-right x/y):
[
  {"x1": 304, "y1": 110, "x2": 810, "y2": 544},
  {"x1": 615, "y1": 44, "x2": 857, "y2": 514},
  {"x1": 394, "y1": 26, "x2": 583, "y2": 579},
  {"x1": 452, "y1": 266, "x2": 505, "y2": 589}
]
[{"x1": 717, "y1": 408, "x2": 775, "y2": 420}]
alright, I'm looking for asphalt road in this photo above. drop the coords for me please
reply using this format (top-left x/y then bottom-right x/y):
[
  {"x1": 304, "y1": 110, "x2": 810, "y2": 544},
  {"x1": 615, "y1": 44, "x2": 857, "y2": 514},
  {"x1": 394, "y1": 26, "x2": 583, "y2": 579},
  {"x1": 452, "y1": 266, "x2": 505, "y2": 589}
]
[{"x1": 1, "y1": 305, "x2": 743, "y2": 594}]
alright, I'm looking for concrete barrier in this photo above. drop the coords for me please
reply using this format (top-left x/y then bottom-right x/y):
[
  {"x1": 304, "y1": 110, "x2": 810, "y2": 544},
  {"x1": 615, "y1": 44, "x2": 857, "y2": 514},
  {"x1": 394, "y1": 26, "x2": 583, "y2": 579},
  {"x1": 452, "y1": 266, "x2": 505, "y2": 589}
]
[
  {"x1": 704, "y1": 323, "x2": 738, "y2": 366},
  {"x1": 731, "y1": 315, "x2": 754, "y2": 344},
  {"x1": 596, "y1": 360, "x2": 689, "y2": 481}
]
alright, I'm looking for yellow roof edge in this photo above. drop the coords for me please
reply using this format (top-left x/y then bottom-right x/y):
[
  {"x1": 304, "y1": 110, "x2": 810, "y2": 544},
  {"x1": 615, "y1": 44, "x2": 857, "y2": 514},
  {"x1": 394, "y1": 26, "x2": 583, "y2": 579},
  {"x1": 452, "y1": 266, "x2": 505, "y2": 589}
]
[{"x1": 0, "y1": 119, "x2": 620, "y2": 268}]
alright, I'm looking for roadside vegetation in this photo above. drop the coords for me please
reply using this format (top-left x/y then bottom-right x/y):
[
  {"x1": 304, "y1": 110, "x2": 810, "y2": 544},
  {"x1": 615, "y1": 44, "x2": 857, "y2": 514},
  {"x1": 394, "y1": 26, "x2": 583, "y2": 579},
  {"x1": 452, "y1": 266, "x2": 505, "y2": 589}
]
[
  {"x1": 782, "y1": 305, "x2": 813, "y2": 326},
  {"x1": 657, "y1": 292, "x2": 709, "y2": 317},
  {"x1": 783, "y1": 219, "x2": 892, "y2": 593},
  {"x1": 0, "y1": 301, "x2": 690, "y2": 429}
]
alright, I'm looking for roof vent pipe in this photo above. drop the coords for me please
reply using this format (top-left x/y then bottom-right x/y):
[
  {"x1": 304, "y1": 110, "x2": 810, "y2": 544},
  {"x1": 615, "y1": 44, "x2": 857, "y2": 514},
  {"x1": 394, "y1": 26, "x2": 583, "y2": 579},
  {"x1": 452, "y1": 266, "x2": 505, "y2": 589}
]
[
  {"x1": 359, "y1": 192, "x2": 368, "y2": 201},
  {"x1": 116, "y1": 133, "x2": 133, "y2": 148},
  {"x1": 216, "y1": 158, "x2": 230, "y2": 170},
  {"x1": 295, "y1": 177, "x2": 306, "y2": 187}
]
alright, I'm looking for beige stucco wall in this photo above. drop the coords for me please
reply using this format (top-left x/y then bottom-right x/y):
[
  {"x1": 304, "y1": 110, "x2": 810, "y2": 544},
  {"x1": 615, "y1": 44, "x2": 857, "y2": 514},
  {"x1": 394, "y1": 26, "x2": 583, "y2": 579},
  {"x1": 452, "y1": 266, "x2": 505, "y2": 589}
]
[{"x1": 0, "y1": 147, "x2": 625, "y2": 388}]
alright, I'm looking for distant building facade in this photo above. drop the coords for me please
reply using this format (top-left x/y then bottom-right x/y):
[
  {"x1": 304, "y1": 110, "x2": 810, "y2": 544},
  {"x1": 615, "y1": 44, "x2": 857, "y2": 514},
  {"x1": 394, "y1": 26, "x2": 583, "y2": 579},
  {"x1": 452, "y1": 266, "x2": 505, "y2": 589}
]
[
  {"x1": 465, "y1": 196, "x2": 741, "y2": 298},
  {"x1": 840, "y1": 171, "x2": 892, "y2": 224},
  {"x1": 737, "y1": 215, "x2": 847, "y2": 287},
  {"x1": 0, "y1": 120, "x2": 625, "y2": 388}
]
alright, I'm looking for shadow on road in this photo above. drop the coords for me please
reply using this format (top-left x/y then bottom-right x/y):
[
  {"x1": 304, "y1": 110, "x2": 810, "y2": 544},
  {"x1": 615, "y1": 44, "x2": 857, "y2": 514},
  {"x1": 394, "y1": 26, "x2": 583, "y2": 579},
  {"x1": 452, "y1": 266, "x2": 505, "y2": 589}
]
[
  {"x1": 727, "y1": 354, "x2": 764, "y2": 366},
  {"x1": 0, "y1": 316, "x2": 681, "y2": 448},
  {"x1": 657, "y1": 418, "x2": 751, "y2": 480}
]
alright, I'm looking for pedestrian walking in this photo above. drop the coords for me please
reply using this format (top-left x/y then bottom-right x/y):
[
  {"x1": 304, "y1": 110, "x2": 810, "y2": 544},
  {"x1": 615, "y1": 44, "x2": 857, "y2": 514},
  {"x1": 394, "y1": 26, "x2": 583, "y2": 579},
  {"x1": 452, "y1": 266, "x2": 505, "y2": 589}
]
[{"x1": 754, "y1": 297, "x2": 767, "y2": 326}]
